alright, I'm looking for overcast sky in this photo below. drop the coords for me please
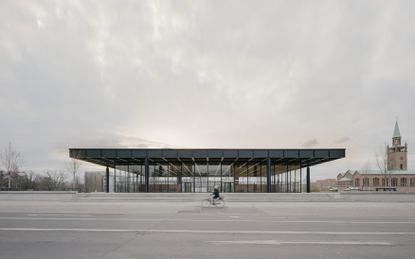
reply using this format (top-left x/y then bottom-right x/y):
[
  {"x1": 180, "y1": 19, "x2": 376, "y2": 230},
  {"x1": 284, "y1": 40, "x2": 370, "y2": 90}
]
[{"x1": 1, "y1": 0, "x2": 414, "y2": 179}]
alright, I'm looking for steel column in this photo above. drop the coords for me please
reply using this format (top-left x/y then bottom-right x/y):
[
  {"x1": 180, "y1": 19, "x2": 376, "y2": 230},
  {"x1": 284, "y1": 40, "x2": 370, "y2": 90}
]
[
  {"x1": 220, "y1": 163, "x2": 223, "y2": 192},
  {"x1": 145, "y1": 157, "x2": 149, "y2": 192},
  {"x1": 246, "y1": 163, "x2": 249, "y2": 192},
  {"x1": 266, "y1": 158, "x2": 271, "y2": 193},
  {"x1": 300, "y1": 165, "x2": 302, "y2": 193},
  {"x1": 306, "y1": 166, "x2": 311, "y2": 193},
  {"x1": 286, "y1": 163, "x2": 289, "y2": 192},
  {"x1": 127, "y1": 165, "x2": 130, "y2": 193},
  {"x1": 179, "y1": 163, "x2": 183, "y2": 192},
  {"x1": 105, "y1": 166, "x2": 109, "y2": 193},
  {"x1": 193, "y1": 161, "x2": 196, "y2": 192},
  {"x1": 294, "y1": 169, "x2": 297, "y2": 193},
  {"x1": 113, "y1": 164, "x2": 116, "y2": 193}
]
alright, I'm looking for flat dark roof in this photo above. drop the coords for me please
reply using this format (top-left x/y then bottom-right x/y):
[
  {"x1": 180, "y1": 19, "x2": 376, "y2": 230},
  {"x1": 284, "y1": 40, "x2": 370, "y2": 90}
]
[{"x1": 69, "y1": 148, "x2": 345, "y2": 168}]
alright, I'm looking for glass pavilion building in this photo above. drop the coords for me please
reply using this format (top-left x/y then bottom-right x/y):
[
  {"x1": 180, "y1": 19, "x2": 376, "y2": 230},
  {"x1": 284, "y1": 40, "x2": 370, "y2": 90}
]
[{"x1": 69, "y1": 148, "x2": 345, "y2": 193}]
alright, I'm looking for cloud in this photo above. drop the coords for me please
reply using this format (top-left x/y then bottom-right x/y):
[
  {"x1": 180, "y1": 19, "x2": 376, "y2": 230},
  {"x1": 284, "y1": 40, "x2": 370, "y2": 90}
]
[
  {"x1": 0, "y1": 1, "x2": 414, "y2": 178},
  {"x1": 302, "y1": 138, "x2": 319, "y2": 147},
  {"x1": 334, "y1": 137, "x2": 351, "y2": 144}
]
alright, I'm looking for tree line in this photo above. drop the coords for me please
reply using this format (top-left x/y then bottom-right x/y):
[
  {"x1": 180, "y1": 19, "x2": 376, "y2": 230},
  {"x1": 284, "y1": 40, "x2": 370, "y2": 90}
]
[{"x1": 0, "y1": 143, "x2": 81, "y2": 191}]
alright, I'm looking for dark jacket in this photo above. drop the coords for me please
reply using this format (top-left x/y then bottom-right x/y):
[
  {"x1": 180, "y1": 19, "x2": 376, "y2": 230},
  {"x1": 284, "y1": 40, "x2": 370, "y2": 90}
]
[{"x1": 213, "y1": 188, "x2": 220, "y2": 199}]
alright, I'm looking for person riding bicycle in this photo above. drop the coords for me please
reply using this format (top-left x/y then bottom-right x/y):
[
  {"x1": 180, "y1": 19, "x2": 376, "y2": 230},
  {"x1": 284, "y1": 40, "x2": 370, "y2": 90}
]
[{"x1": 212, "y1": 186, "x2": 220, "y2": 204}]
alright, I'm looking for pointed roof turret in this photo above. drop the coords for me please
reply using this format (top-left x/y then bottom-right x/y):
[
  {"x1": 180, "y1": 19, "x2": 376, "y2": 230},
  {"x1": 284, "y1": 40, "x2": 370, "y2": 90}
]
[{"x1": 393, "y1": 121, "x2": 401, "y2": 138}]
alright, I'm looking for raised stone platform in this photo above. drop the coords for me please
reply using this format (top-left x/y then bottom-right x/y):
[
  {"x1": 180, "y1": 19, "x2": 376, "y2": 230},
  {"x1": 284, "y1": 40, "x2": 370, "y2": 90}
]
[{"x1": 1, "y1": 191, "x2": 415, "y2": 202}]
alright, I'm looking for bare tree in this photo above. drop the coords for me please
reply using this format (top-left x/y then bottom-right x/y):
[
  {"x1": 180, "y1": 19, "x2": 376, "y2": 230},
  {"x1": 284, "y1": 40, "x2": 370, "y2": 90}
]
[
  {"x1": 38, "y1": 170, "x2": 68, "y2": 191},
  {"x1": 375, "y1": 143, "x2": 388, "y2": 187},
  {"x1": 66, "y1": 157, "x2": 81, "y2": 191},
  {"x1": 0, "y1": 142, "x2": 23, "y2": 189},
  {"x1": 20, "y1": 171, "x2": 37, "y2": 190},
  {"x1": 47, "y1": 170, "x2": 67, "y2": 190}
]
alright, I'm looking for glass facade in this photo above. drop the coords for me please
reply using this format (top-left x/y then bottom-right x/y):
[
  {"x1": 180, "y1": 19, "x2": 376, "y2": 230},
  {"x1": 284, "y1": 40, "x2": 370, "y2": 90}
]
[{"x1": 109, "y1": 160, "x2": 304, "y2": 193}]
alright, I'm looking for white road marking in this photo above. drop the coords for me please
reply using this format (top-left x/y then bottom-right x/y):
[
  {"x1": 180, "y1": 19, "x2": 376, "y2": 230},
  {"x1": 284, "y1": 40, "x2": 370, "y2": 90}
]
[
  {"x1": 0, "y1": 217, "x2": 165, "y2": 222},
  {"x1": 0, "y1": 217, "x2": 414, "y2": 224},
  {"x1": 209, "y1": 240, "x2": 393, "y2": 246},
  {"x1": 270, "y1": 220, "x2": 415, "y2": 224},
  {"x1": 0, "y1": 227, "x2": 414, "y2": 236}
]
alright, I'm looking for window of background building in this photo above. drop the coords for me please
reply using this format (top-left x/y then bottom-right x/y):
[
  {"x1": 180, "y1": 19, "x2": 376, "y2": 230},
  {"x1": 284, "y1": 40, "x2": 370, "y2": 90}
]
[
  {"x1": 355, "y1": 178, "x2": 360, "y2": 186},
  {"x1": 363, "y1": 178, "x2": 369, "y2": 186},
  {"x1": 400, "y1": 178, "x2": 407, "y2": 187},
  {"x1": 391, "y1": 178, "x2": 398, "y2": 187},
  {"x1": 410, "y1": 178, "x2": 415, "y2": 187},
  {"x1": 373, "y1": 178, "x2": 380, "y2": 187}
]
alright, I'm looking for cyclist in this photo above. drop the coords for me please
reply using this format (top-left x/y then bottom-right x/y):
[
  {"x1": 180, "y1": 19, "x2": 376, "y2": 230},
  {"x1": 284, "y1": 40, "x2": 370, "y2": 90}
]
[{"x1": 212, "y1": 185, "x2": 220, "y2": 204}]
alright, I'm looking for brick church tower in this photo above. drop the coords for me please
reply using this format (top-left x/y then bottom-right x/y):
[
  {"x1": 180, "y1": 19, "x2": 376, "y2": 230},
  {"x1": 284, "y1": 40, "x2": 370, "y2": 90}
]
[{"x1": 387, "y1": 121, "x2": 408, "y2": 170}]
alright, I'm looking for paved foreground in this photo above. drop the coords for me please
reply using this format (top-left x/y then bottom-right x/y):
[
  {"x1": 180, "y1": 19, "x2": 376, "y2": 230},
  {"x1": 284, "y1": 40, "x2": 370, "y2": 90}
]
[{"x1": 1, "y1": 193, "x2": 415, "y2": 259}]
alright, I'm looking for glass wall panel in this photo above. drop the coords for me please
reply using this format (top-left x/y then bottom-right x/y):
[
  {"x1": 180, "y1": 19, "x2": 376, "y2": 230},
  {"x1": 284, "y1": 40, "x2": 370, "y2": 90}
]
[
  {"x1": 149, "y1": 164, "x2": 156, "y2": 192},
  {"x1": 246, "y1": 161, "x2": 267, "y2": 193},
  {"x1": 271, "y1": 163, "x2": 287, "y2": 192},
  {"x1": 288, "y1": 163, "x2": 302, "y2": 193},
  {"x1": 221, "y1": 164, "x2": 233, "y2": 192},
  {"x1": 180, "y1": 163, "x2": 193, "y2": 192},
  {"x1": 234, "y1": 162, "x2": 247, "y2": 192},
  {"x1": 194, "y1": 162, "x2": 207, "y2": 192},
  {"x1": 148, "y1": 163, "x2": 179, "y2": 192},
  {"x1": 114, "y1": 165, "x2": 129, "y2": 193},
  {"x1": 208, "y1": 163, "x2": 221, "y2": 192},
  {"x1": 258, "y1": 163, "x2": 265, "y2": 193},
  {"x1": 169, "y1": 163, "x2": 182, "y2": 192},
  {"x1": 247, "y1": 162, "x2": 255, "y2": 193}
]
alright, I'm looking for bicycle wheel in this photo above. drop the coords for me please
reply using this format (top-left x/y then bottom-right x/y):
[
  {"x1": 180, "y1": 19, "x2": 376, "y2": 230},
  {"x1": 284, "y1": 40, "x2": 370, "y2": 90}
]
[
  {"x1": 201, "y1": 199, "x2": 210, "y2": 207},
  {"x1": 215, "y1": 199, "x2": 225, "y2": 208}
]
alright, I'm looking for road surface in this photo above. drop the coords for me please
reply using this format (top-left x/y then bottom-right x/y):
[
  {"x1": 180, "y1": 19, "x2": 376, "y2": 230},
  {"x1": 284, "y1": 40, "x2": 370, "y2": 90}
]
[{"x1": 1, "y1": 193, "x2": 415, "y2": 258}]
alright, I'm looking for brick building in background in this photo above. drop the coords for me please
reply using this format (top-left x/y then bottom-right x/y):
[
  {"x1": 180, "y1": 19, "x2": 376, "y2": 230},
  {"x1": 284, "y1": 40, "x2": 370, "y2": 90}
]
[{"x1": 337, "y1": 121, "x2": 415, "y2": 192}]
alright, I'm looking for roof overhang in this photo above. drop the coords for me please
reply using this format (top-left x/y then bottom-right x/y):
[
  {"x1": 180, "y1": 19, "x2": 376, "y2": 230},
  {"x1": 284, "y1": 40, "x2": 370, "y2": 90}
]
[{"x1": 69, "y1": 148, "x2": 345, "y2": 169}]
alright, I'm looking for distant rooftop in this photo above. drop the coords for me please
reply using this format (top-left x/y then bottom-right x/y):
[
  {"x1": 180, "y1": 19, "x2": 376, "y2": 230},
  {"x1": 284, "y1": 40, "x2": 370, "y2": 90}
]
[{"x1": 339, "y1": 169, "x2": 415, "y2": 176}]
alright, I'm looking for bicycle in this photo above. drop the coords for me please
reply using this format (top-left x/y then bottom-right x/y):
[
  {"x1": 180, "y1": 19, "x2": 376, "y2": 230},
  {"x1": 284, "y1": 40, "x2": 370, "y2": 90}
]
[{"x1": 201, "y1": 194, "x2": 225, "y2": 208}]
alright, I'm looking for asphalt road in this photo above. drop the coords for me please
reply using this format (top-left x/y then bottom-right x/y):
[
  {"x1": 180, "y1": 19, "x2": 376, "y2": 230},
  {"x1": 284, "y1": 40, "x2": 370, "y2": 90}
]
[{"x1": 1, "y1": 196, "x2": 415, "y2": 259}]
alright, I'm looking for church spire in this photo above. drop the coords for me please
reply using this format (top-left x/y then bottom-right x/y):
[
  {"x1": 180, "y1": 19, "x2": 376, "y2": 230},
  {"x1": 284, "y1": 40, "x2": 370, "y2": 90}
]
[
  {"x1": 393, "y1": 121, "x2": 401, "y2": 138},
  {"x1": 388, "y1": 120, "x2": 407, "y2": 170}
]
